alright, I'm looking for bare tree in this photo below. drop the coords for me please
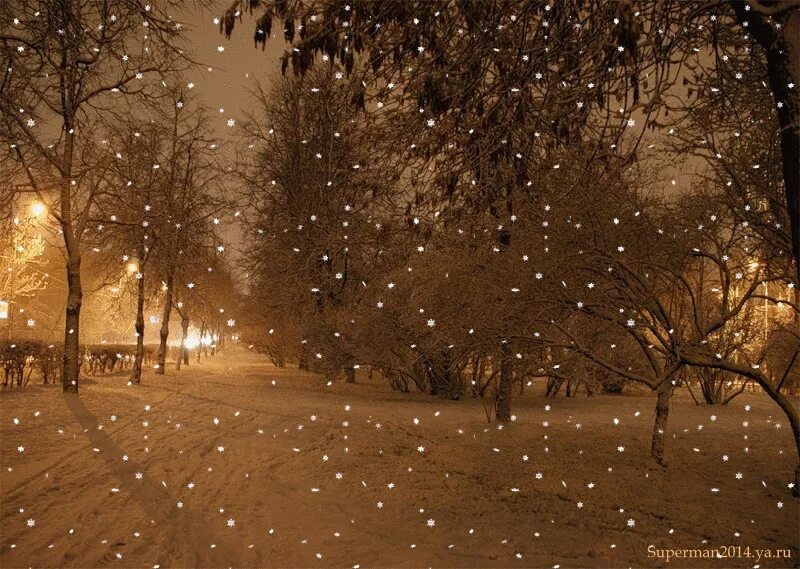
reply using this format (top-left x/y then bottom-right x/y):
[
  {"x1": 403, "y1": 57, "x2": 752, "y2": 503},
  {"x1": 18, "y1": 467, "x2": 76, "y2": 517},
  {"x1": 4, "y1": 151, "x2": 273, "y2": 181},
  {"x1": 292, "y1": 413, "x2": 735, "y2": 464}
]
[
  {"x1": 224, "y1": 1, "x2": 799, "y2": 280},
  {"x1": 148, "y1": 91, "x2": 227, "y2": 373},
  {"x1": 529, "y1": 182, "x2": 799, "y2": 490},
  {"x1": 96, "y1": 120, "x2": 168, "y2": 384},
  {"x1": 0, "y1": 0, "x2": 186, "y2": 392}
]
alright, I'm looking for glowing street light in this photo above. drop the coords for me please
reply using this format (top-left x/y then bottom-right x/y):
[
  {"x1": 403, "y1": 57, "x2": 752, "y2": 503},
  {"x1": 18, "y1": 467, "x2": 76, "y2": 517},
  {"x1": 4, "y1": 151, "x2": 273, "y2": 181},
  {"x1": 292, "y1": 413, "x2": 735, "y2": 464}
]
[{"x1": 30, "y1": 201, "x2": 47, "y2": 218}]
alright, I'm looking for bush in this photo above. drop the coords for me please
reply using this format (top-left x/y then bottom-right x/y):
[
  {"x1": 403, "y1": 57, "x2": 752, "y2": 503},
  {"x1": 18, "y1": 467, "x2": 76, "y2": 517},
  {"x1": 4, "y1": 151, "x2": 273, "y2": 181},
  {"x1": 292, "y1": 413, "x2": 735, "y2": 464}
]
[{"x1": 0, "y1": 340, "x2": 158, "y2": 387}]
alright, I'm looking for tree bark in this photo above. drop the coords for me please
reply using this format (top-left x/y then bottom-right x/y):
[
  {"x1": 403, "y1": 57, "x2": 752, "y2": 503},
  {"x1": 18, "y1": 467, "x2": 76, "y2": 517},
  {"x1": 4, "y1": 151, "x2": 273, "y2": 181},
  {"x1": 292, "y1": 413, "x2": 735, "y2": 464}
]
[
  {"x1": 768, "y1": 34, "x2": 800, "y2": 282},
  {"x1": 62, "y1": 251, "x2": 82, "y2": 394},
  {"x1": 131, "y1": 270, "x2": 146, "y2": 384},
  {"x1": 771, "y1": 389, "x2": 800, "y2": 498},
  {"x1": 156, "y1": 270, "x2": 173, "y2": 374},
  {"x1": 177, "y1": 314, "x2": 189, "y2": 370},
  {"x1": 59, "y1": 86, "x2": 81, "y2": 393},
  {"x1": 496, "y1": 342, "x2": 513, "y2": 422},
  {"x1": 732, "y1": 2, "x2": 800, "y2": 281},
  {"x1": 345, "y1": 367, "x2": 356, "y2": 383},
  {"x1": 650, "y1": 380, "x2": 674, "y2": 466}
]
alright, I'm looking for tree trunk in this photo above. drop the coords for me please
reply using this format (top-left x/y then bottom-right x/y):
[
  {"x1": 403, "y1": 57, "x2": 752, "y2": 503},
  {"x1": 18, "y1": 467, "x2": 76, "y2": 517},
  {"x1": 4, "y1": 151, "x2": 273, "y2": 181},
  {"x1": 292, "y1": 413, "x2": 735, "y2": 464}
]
[
  {"x1": 131, "y1": 270, "x2": 146, "y2": 384},
  {"x1": 62, "y1": 254, "x2": 82, "y2": 394},
  {"x1": 59, "y1": 104, "x2": 81, "y2": 394},
  {"x1": 345, "y1": 367, "x2": 356, "y2": 383},
  {"x1": 197, "y1": 324, "x2": 204, "y2": 363},
  {"x1": 475, "y1": 356, "x2": 487, "y2": 398},
  {"x1": 732, "y1": 3, "x2": 800, "y2": 281},
  {"x1": 769, "y1": 389, "x2": 800, "y2": 498},
  {"x1": 177, "y1": 315, "x2": 189, "y2": 370},
  {"x1": 156, "y1": 270, "x2": 173, "y2": 374},
  {"x1": 496, "y1": 342, "x2": 513, "y2": 422},
  {"x1": 769, "y1": 42, "x2": 800, "y2": 283},
  {"x1": 650, "y1": 380, "x2": 674, "y2": 466},
  {"x1": 425, "y1": 358, "x2": 438, "y2": 396}
]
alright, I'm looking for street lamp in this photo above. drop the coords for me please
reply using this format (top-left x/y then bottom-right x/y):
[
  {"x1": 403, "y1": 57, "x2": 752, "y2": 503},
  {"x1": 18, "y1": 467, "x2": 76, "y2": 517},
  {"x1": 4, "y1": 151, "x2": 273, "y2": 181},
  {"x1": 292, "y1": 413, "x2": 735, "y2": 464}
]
[{"x1": 30, "y1": 201, "x2": 47, "y2": 218}]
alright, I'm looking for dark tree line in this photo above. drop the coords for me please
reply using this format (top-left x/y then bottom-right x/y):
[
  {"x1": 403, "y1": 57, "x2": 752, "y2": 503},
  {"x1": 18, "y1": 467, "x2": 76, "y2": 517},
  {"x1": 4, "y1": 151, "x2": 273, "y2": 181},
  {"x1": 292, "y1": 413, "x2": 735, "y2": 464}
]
[{"x1": 229, "y1": 1, "x2": 799, "y2": 493}]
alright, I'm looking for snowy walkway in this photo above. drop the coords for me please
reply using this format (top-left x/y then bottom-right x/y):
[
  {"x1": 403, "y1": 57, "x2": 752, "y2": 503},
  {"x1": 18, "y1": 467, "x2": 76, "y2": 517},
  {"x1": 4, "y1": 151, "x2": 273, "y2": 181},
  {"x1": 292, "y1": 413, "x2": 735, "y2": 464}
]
[{"x1": 1, "y1": 346, "x2": 797, "y2": 567}]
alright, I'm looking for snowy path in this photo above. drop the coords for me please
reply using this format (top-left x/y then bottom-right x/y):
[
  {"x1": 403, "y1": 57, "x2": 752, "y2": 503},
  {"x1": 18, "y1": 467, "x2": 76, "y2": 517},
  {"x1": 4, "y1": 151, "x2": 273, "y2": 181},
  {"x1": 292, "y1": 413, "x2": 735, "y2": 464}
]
[{"x1": 1, "y1": 346, "x2": 798, "y2": 568}]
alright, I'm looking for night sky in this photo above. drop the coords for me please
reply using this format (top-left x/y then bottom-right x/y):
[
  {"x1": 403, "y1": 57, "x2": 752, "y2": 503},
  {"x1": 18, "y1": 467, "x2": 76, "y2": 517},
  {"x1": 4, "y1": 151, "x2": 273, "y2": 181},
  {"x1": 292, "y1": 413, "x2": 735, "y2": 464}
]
[
  {"x1": 186, "y1": 5, "x2": 285, "y2": 142},
  {"x1": 181, "y1": 5, "x2": 289, "y2": 264}
]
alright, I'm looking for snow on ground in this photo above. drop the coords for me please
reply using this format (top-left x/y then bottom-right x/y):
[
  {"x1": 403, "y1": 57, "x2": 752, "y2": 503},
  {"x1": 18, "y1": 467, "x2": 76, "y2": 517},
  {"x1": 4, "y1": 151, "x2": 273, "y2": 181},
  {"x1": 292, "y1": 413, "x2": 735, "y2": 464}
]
[{"x1": 1, "y1": 346, "x2": 797, "y2": 568}]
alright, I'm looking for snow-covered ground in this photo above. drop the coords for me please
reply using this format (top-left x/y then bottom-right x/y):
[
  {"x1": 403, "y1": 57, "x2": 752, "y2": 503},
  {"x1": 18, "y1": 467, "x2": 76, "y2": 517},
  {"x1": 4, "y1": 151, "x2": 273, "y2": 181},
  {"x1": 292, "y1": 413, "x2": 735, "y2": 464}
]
[{"x1": 1, "y1": 346, "x2": 797, "y2": 568}]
